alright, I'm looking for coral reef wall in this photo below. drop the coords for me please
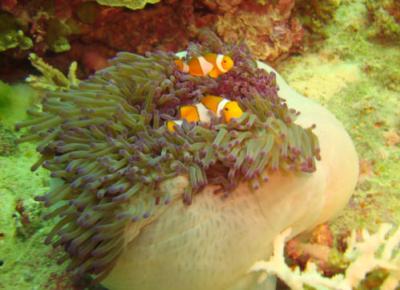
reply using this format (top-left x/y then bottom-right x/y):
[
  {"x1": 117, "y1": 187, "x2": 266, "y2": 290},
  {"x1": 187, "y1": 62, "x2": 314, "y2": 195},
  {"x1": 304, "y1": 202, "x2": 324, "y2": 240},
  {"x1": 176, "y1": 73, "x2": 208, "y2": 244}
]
[
  {"x1": 215, "y1": 0, "x2": 304, "y2": 62},
  {"x1": 0, "y1": 0, "x2": 334, "y2": 82}
]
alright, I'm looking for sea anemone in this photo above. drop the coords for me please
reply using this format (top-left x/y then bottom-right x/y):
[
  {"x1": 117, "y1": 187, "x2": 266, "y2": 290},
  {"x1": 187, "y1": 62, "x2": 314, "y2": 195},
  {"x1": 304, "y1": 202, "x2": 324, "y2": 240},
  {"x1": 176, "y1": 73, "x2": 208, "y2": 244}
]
[{"x1": 17, "y1": 33, "x2": 354, "y2": 289}]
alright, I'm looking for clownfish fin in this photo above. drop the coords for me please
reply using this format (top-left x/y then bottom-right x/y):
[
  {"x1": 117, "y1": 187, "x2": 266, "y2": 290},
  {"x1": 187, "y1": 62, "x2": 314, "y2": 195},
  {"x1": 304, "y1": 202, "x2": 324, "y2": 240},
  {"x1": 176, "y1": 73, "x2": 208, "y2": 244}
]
[
  {"x1": 166, "y1": 120, "x2": 183, "y2": 132},
  {"x1": 167, "y1": 120, "x2": 177, "y2": 132},
  {"x1": 180, "y1": 105, "x2": 200, "y2": 123},
  {"x1": 175, "y1": 59, "x2": 189, "y2": 73}
]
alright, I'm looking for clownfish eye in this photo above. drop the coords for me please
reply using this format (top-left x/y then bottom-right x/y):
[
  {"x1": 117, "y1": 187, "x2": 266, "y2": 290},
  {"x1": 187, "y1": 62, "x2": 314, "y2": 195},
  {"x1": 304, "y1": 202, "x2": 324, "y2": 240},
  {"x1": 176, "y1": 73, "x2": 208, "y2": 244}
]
[{"x1": 224, "y1": 107, "x2": 229, "y2": 111}]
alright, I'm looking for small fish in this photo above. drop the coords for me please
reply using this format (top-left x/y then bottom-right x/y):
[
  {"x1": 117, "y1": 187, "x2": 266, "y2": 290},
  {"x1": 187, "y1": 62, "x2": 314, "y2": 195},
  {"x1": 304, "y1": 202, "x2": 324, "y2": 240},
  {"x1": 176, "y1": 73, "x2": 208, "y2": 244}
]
[
  {"x1": 166, "y1": 95, "x2": 243, "y2": 132},
  {"x1": 200, "y1": 95, "x2": 243, "y2": 123},
  {"x1": 175, "y1": 53, "x2": 234, "y2": 78},
  {"x1": 166, "y1": 102, "x2": 210, "y2": 132}
]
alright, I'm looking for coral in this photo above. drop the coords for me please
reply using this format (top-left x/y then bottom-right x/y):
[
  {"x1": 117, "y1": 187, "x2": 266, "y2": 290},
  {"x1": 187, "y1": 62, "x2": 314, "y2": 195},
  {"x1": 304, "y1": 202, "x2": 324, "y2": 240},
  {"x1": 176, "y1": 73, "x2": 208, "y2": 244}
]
[
  {"x1": 0, "y1": 1, "x2": 83, "y2": 81},
  {"x1": 294, "y1": 0, "x2": 341, "y2": 38},
  {"x1": 81, "y1": 1, "x2": 192, "y2": 54},
  {"x1": 199, "y1": 0, "x2": 243, "y2": 13},
  {"x1": 95, "y1": 0, "x2": 160, "y2": 10},
  {"x1": 366, "y1": 0, "x2": 400, "y2": 40},
  {"x1": 0, "y1": 11, "x2": 32, "y2": 52},
  {"x1": 0, "y1": 0, "x2": 211, "y2": 81},
  {"x1": 1, "y1": 0, "x2": 313, "y2": 81},
  {"x1": 0, "y1": 2, "x2": 79, "y2": 54},
  {"x1": 215, "y1": 0, "x2": 304, "y2": 62},
  {"x1": 26, "y1": 53, "x2": 79, "y2": 92},
  {"x1": 251, "y1": 224, "x2": 400, "y2": 289},
  {"x1": 16, "y1": 34, "x2": 320, "y2": 283}
]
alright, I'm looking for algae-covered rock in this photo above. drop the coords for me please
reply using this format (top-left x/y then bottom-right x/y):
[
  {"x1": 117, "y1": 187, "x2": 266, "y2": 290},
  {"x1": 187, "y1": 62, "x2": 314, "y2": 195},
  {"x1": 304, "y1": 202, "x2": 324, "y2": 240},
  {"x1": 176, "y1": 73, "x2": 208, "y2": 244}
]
[
  {"x1": 366, "y1": 0, "x2": 400, "y2": 40},
  {"x1": 0, "y1": 11, "x2": 32, "y2": 52},
  {"x1": 215, "y1": 0, "x2": 304, "y2": 62},
  {"x1": 295, "y1": 0, "x2": 342, "y2": 38},
  {"x1": 96, "y1": 0, "x2": 161, "y2": 10}
]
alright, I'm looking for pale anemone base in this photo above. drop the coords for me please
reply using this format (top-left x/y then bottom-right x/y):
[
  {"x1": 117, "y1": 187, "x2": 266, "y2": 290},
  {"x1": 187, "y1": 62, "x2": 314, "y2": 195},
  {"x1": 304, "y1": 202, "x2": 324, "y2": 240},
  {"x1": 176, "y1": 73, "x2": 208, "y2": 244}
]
[{"x1": 102, "y1": 61, "x2": 359, "y2": 290}]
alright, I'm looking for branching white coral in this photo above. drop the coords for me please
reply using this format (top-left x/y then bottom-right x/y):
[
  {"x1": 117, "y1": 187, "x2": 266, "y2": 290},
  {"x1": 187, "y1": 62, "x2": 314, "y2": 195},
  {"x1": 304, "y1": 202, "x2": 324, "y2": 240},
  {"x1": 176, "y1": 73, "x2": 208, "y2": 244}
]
[
  {"x1": 344, "y1": 223, "x2": 400, "y2": 289},
  {"x1": 250, "y1": 224, "x2": 400, "y2": 290}
]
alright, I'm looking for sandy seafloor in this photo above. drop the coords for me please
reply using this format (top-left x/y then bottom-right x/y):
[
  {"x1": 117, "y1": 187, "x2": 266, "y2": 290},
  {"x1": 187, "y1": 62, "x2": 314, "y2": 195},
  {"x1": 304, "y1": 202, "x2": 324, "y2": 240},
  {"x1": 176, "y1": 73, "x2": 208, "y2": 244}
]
[{"x1": 0, "y1": 1, "x2": 399, "y2": 289}]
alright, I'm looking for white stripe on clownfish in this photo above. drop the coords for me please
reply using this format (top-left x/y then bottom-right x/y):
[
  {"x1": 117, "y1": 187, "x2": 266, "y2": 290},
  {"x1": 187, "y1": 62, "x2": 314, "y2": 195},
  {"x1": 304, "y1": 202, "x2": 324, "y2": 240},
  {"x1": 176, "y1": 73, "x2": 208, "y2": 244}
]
[
  {"x1": 195, "y1": 102, "x2": 212, "y2": 124},
  {"x1": 216, "y1": 54, "x2": 226, "y2": 73},
  {"x1": 181, "y1": 62, "x2": 189, "y2": 73},
  {"x1": 197, "y1": 56, "x2": 214, "y2": 76},
  {"x1": 216, "y1": 98, "x2": 230, "y2": 117}
]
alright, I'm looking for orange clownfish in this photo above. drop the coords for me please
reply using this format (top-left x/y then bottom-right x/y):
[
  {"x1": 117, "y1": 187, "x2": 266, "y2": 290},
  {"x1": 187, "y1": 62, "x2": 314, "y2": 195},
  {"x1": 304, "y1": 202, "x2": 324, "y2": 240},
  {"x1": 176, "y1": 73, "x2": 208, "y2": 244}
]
[
  {"x1": 175, "y1": 54, "x2": 234, "y2": 78},
  {"x1": 166, "y1": 95, "x2": 243, "y2": 132}
]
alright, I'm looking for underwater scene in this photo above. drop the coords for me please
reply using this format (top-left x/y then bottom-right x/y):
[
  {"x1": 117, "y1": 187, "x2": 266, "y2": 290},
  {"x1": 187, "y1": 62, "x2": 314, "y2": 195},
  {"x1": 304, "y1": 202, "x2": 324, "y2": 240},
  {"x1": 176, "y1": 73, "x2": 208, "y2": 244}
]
[{"x1": 0, "y1": 0, "x2": 400, "y2": 289}]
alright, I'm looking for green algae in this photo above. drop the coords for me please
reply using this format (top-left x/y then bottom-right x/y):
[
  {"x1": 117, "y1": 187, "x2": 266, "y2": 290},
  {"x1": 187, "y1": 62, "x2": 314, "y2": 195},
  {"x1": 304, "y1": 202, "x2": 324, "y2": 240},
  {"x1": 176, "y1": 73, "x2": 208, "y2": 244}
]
[
  {"x1": 366, "y1": 0, "x2": 400, "y2": 40},
  {"x1": 0, "y1": 142, "x2": 62, "y2": 289},
  {"x1": 0, "y1": 124, "x2": 17, "y2": 156},
  {"x1": 0, "y1": 81, "x2": 38, "y2": 126},
  {"x1": 95, "y1": 0, "x2": 160, "y2": 10},
  {"x1": 278, "y1": 0, "x2": 400, "y2": 234},
  {"x1": 295, "y1": 0, "x2": 342, "y2": 38},
  {"x1": 0, "y1": 12, "x2": 33, "y2": 52}
]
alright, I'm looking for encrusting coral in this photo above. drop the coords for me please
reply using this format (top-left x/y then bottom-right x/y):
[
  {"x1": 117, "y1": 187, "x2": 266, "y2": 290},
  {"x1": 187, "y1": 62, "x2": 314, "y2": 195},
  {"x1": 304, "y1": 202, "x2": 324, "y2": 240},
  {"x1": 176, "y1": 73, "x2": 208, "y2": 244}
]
[
  {"x1": 95, "y1": 0, "x2": 161, "y2": 10},
  {"x1": 366, "y1": 0, "x2": 400, "y2": 40},
  {"x1": 294, "y1": 0, "x2": 341, "y2": 39},
  {"x1": 1, "y1": 0, "x2": 313, "y2": 82},
  {"x1": 17, "y1": 32, "x2": 320, "y2": 283},
  {"x1": 215, "y1": 0, "x2": 304, "y2": 62},
  {"x1": 0, "y1": 11, "x2": 32, "y2": 52},
  {"x1": 251, "y1": 224, "x2": 400, "y2": 289}
]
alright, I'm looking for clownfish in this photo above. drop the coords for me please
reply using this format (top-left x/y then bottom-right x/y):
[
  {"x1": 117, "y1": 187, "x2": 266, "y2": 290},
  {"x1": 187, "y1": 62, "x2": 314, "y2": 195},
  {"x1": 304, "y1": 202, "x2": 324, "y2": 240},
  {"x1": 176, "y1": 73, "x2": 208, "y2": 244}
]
[
  {"x1": 166, "y1": 95, "x2": 243, "y2": 132},
  {"x1": 175, "y1": 53, "x2": 234, "y2": 78},
  {"x1": 201, "y1": 95, "x2": 243, "y2": 123}
]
